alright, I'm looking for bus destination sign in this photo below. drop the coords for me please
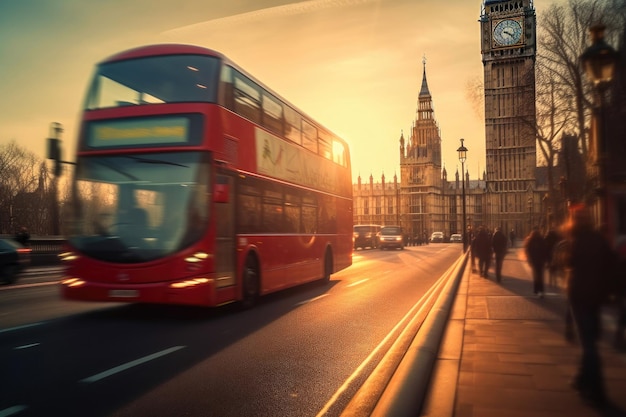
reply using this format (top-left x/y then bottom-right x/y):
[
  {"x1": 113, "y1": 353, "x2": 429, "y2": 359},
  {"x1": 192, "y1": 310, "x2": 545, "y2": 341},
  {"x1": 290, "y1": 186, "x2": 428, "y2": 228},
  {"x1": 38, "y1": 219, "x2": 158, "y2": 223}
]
[{"x1": 88, "y1": 117, "x2": 189, "y2": 148}]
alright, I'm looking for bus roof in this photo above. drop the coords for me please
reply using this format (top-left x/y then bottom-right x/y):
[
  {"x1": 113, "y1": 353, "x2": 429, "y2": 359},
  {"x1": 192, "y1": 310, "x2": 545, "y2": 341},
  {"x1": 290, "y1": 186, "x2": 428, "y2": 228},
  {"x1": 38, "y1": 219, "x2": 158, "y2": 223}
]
[{"x1": 101, "y1": 44, "x2": 225, "y2": 64}]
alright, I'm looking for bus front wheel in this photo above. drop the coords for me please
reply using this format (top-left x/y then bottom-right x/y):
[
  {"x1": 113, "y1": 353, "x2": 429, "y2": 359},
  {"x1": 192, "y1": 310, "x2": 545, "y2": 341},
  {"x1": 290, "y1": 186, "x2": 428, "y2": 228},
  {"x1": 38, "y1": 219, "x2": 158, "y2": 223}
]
[{"x1": 241, "y1": 255, "x2": 259, "y2": 309}]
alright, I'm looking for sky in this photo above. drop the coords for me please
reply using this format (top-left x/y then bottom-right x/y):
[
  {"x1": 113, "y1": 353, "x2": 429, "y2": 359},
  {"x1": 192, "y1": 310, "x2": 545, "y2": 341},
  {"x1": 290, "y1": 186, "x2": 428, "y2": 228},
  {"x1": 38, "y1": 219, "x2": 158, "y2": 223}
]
[{"x1": 0, "y1": 0, "x2": 557, "y2": 182}]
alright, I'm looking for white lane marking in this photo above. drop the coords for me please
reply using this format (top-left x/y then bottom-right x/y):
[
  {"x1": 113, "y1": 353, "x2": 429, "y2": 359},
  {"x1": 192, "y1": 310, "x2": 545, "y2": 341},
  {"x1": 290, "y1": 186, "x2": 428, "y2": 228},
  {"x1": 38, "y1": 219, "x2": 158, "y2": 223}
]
[
  {"x1": 14, "y1": 343, "x2": 40, "y2": 350},
  {"x1": 80, "y1": 346, "x2": 185, "y2": 384},
  {"x1": 0, "y1": 322, "x2": 44, "y2": 334},
  {"x1": 347, "y1": 279, "x2": 369, "y2": 288},
  {"x1": 295, "y1": 294, "x2": 329, "y2": 306},
  {"x1": 0, "y1": 405, "x2": 28, "y2": 417}
]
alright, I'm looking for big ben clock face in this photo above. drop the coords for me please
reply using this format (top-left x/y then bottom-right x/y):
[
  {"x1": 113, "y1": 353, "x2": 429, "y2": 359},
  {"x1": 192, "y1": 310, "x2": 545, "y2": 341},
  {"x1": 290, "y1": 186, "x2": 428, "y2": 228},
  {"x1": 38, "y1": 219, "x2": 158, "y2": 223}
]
[{"x1": 493, "y1": 19, "x2": 523, "y2": 46}]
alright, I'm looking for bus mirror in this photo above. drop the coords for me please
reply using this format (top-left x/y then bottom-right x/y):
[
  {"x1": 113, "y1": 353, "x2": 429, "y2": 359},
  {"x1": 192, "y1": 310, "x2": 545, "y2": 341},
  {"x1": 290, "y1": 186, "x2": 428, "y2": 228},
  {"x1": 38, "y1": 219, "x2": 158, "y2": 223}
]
[{"x1": 214, "y1": 183, "x2": 229, "y2": 203}]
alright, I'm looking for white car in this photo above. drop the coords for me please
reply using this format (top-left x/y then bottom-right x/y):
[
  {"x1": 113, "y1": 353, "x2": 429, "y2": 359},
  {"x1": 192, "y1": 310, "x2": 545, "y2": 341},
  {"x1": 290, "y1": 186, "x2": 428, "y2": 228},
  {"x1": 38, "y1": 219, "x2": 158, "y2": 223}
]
[
  {"x1": 450, "y1": 233, "x2": 463, "y2": 243},
  {"x1": 430, "y1": 232, "x2": 444, "y2": 243}
]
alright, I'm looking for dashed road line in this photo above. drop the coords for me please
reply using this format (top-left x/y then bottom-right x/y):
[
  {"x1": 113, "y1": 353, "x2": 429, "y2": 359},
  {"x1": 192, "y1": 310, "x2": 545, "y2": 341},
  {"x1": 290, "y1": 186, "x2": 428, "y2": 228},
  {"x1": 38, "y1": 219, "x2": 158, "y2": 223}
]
[{"x1": 80, "y1": 346, "x2": 186, "y2": 383}]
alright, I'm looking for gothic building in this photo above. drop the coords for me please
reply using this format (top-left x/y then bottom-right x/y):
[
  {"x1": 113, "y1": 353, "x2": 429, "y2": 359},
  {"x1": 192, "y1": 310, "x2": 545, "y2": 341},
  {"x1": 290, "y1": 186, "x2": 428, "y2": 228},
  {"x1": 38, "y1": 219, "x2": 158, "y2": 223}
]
[
  {"x1": 353, "y1": 60, "x2": 487, "y2": 239},
  {"x1": 354, "y1": 0, "x2": 547, "y2": 239}
]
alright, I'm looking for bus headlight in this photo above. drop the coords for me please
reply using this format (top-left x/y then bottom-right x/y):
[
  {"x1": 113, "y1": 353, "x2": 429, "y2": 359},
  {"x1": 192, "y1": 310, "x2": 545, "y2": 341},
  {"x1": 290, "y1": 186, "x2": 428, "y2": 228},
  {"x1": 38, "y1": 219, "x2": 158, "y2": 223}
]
[{"x1": 62, "y1": 278, "x2": 86, "y2": 287}]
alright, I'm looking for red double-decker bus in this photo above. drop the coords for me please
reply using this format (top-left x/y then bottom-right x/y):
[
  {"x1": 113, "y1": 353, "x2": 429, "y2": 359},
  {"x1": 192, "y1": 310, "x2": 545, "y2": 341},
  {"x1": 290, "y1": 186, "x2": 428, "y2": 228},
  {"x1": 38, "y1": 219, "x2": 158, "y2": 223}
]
[{"x1": 56, "y1": 44, "x2": 352, "y2": 307}]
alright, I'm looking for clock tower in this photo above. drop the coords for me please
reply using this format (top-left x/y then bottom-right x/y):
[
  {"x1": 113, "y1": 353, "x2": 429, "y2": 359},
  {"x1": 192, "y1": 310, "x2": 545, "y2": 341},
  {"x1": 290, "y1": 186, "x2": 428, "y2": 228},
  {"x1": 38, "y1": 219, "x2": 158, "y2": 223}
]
[{"x1": 480, "y1": 0, "x2": 537, "y2": 235}]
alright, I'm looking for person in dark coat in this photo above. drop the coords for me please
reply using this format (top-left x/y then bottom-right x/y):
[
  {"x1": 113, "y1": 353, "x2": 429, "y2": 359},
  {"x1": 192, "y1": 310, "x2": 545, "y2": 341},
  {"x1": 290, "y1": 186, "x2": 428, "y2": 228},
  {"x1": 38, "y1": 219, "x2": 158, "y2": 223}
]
[
  {"x1": 524, "y1": 227, "x2": 547, "y2": 297},
  {"x1": 15, "y1": 226, "x2": 30, "y2": 247},
  {"x1": 564, "y1": 205, "x2": 617, "y2": 407},
  {"x1": 474, "y1": 227, "x2": 492, "y2": 278},
  {"x1": 491, "y1": 227, "x2": 508, "y2": 282},
  {"x1": 544, "y1": 228, "x2": 562, "y2": 288}
]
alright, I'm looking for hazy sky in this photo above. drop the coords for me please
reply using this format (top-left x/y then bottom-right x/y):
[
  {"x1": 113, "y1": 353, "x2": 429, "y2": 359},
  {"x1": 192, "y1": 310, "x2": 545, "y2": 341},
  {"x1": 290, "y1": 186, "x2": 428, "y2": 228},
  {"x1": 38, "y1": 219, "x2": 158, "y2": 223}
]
[{"x1": 0, "y1": 0, "x2": 556, "y2": 182}]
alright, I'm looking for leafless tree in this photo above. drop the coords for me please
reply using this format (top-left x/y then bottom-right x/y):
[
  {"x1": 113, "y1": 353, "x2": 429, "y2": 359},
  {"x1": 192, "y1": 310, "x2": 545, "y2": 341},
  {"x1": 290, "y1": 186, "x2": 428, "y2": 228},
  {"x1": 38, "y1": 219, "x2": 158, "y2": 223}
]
[
  {"x1": 539, "y1": 0, "x2": 625, "y2": 163},
  {"x1": 0, "y1": 140, "x2": 49, "y2": 234}
]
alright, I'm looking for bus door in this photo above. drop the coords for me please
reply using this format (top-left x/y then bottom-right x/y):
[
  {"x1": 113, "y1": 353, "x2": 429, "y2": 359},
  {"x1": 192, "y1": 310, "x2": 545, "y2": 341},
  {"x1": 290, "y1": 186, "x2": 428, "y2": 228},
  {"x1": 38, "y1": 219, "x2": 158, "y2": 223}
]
[{"x1": 214, "y1": 173, "x2": 236, "y2": 288}]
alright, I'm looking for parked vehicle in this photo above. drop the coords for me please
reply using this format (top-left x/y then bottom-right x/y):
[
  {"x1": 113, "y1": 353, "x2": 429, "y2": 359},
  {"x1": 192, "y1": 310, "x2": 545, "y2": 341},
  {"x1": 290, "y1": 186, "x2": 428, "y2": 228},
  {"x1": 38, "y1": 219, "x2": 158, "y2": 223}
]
[
  {"x1": 0, "y1": 239, "x2": 32, "y2": 284},
  {"x1": 450, "y1": 233, "x2": 463, "y2": 243},
  {"x1": 353, "y1": 224, "x2": 381, "y2": 250},
  {"x1": 379, "y1": 226, "x2": 404, "y2": 250},
  {"x1": 430, "y1": 231, "x2": 444, "y2": 243}
]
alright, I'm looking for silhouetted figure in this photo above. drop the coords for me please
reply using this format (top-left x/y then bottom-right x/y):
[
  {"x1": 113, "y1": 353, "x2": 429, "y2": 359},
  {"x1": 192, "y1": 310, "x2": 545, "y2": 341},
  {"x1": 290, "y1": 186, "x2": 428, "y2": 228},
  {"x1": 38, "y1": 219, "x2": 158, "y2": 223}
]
[
  {"x1": 492, "y1": 227, "x2": 508, "y2": 283},
  {"x1": 564, "y1": 205, "x2": 616, "y2": 407},
  {"x1": 509, "y1": 229, "x2": 516, "y2": 248},
  {"x1": 474, "y1": 227, "x2": 492, "y2": 278},
  {"x1": 14, "y1": 226, "x2": 30, "y2": 247},
  {"x1": 544, "y1": 229, "x2": 562, "y2": 288},
  {"x1": 524, "y1": 227, "x2": 546, "y2": 297}
]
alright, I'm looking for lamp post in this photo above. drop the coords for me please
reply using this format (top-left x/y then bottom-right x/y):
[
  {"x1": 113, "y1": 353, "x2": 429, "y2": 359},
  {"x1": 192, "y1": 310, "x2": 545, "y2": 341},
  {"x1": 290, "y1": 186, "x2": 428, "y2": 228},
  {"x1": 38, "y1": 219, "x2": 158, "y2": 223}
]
[
  {"x1": 580, "y1": 24, "x2": 618, "y2": 233},
  {"x1": 457, "y1": 139, "x2": 468, "y2": 252}
]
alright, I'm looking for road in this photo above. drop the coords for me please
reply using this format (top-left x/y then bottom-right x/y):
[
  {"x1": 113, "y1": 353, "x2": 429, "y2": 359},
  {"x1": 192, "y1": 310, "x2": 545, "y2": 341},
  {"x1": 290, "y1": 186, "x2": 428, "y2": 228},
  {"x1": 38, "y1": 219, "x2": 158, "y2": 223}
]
[{"x1": 0, "y1": 244, "x2": 462, "y2": 417}]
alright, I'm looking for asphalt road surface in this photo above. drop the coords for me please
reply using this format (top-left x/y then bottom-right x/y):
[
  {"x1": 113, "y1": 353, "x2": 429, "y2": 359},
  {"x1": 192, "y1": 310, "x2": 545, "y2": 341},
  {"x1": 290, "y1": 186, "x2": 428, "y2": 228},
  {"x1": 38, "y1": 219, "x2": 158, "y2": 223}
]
[{"x1": 0, "y1": 243, "x2": 462, "y2": 417}]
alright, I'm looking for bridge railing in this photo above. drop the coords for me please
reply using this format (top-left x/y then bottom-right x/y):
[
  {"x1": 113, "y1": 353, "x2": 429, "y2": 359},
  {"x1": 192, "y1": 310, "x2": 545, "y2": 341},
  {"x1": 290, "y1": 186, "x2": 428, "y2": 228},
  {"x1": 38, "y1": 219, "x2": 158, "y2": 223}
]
[{"x1": 1, "y1": 235, "x2": 65, "y2": 266}]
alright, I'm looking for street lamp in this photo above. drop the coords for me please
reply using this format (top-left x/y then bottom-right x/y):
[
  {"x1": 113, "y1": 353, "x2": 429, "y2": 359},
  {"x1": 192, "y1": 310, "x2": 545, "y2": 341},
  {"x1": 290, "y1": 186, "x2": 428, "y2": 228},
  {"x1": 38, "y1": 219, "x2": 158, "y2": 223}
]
[
  {"x1": 580, "y1": 24, "x2": 618, "y2": 233},
  {"x1": 457, "y1": 139, "x2": 468, "y2": 252}
]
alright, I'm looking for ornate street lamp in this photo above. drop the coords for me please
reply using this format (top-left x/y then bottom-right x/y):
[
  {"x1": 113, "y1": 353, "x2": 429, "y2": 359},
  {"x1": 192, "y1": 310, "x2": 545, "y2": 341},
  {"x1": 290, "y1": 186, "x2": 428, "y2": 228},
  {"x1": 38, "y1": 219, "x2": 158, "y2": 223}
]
[
  {"x1": 580, "y1": 24, "x2": 618, "y2": 232},
  {"x1": 457, "y1": 139, "x2": 468, "y2": 251}
]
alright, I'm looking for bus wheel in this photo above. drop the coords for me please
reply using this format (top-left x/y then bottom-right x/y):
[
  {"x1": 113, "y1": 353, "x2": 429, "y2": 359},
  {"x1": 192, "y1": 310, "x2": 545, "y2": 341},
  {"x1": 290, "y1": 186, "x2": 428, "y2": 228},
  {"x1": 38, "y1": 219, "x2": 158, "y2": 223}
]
[
  {"x1": 241, "y1": 255, "x2": 259, "y2": 309},
  {"x1": 321, "y1": 249, "x2": 333, "y2": 284}
]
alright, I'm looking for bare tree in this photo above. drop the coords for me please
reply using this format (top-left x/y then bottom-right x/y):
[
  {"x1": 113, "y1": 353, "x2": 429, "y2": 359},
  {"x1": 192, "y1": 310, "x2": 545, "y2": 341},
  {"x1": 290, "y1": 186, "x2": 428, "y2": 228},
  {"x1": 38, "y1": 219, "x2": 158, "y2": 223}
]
[
  {"x1": 0, "y1": 140, "x2": 47, "y2": 234},
  {"x1": 539, "y1": 0, "x2": 625, "y2": 163}
]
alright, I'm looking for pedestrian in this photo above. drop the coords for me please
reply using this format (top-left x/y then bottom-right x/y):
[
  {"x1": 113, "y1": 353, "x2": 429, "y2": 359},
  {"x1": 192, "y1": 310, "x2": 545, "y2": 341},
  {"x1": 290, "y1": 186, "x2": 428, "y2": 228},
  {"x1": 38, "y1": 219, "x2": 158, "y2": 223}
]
[
  {"x1": 492, "y1": 227, "x2": 508, "y2": 282},
  {"x1": 544, "y1": 228, "x2": 562, "y2": 288},
  {"x1": 613, "y1": 242, "x2": 626, "y2": 351},
  {"x1": 474, "y1": 227, "x2": 492, "y2": 278},
  {"x1": 509, "y1": 229, "x2": 516, "y2": 248},
  {"x1": 563, "y1": 204, "x2": 617, "y2": 407},
  {"x1": 524, "y1": 227, "x2": 546, "y2": 297},
  {"x1": 15, "y1": 226, "x2": 30, "y2": 247},
  {"x1": 470, "y1": 230, "x2": 477, "y2": 273}
]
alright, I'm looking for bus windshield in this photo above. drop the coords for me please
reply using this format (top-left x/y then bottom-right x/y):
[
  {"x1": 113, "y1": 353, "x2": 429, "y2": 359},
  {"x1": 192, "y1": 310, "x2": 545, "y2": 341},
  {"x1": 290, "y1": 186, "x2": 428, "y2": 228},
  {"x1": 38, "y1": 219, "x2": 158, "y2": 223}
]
[
  {"x1": 68, "y1": 151, "x2": 210, "y2": 263},
  {"x1": 85, "y1": 55, "x2": 221, "y2": 109}
]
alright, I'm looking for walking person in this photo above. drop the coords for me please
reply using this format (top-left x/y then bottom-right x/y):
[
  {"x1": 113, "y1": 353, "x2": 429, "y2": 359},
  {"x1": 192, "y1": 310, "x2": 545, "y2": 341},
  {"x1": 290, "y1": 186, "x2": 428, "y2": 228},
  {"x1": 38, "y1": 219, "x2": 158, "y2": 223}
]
[
  {"x1": 492, "y1": 227, "x2": 508, "y2": 283},
  {"x1": 563, "y1": 205, "x2": 617, "y2": 407},
  {"x1": 544, "y1": 228, "x2": 562, "y2": 289},
  {"x1": 474, "y1": 227, "x2": 492, "y2": 278},
  {"x1": 524, "y1": 227, "x2": 547, "y2": 298},
  {"x1": 509, "y1": 229, "x2": 516, "y2": 248}
]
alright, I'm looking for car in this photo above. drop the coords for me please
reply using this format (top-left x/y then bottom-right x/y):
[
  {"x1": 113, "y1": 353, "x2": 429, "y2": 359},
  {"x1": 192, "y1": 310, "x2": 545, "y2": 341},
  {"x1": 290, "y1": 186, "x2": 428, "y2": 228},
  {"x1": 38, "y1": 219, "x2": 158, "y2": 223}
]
[
  {"x1": 450, "y1": 233, "x2": 463, "y2": 243},
  {"x1": 353, "y1": 224, "x2": 381, "y2": 250},
  {"x1": 430, "y1": 231, "x2": 444, "y2": 243},
  {"x1": 379, "y1": 226, "x2": 404, "y2": 250},
  {"x1": 0, "y1": 238, "x2": 32, "y2": 284}
]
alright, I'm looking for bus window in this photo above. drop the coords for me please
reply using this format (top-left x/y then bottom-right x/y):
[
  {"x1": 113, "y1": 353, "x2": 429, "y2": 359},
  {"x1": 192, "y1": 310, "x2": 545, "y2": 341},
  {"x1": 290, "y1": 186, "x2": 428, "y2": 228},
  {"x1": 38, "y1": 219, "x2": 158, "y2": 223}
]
[
  {"x1": 284, "y1": 106, "x2": 302, "y2": 145},
  {"x1": 318, "y1": 131, "x2": 332, "y2": 160},
  {"x1": 85, "y1": 55, "x2": 220, "y2": 109},
  {"x1": 233, "y1": 72, "x2": 261, "y2": 123},
  {"x1": 284, "y1": 192, "x2": 301, "y2": 233},
  {"x1": 333, "y1": 139, "x2": 347, "y2": 167},
  {"x1": 262, "y1": 188, "x2": 283, "y2": 233},
  {"x1": 262, "y1": 92, "x2": 284, "y2": 136},
  {"x1": 302, "y1": 120, "x2": 318, "y2": 153},
  {"x1": 302, "y1": 195, "x2": 317, "y2": 234},
  {"x1": 219, "y1": 65, "x2": 235, "y2": 110}
]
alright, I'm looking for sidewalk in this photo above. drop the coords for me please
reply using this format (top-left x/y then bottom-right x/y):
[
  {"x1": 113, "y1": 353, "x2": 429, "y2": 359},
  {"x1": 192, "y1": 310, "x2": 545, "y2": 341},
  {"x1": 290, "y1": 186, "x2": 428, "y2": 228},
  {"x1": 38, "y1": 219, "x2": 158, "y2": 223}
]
[{"x1": 423, "y1": 247, "x2": 626, "y2": 417}]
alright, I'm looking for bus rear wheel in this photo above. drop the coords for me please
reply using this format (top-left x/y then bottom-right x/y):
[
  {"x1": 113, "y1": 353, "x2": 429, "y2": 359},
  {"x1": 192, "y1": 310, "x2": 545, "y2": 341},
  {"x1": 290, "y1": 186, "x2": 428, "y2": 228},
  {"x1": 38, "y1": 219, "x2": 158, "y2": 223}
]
[{"x1": 241, "y1": 255, "x2": 259, "y2": 309}]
